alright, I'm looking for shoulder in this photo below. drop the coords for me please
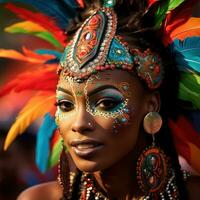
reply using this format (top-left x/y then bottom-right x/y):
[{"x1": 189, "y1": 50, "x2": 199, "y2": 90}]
[
  {"x1": 186, "y1": 175, "x2": 200, "y2": 200},
  {"x1": 17, "y1": 181, "x2": 62, "y2": 200}
]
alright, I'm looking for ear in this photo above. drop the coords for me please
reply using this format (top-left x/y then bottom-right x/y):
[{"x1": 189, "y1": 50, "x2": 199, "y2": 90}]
[{"x1": 145, "y1": 91, "x2": 161, "y2": 113}]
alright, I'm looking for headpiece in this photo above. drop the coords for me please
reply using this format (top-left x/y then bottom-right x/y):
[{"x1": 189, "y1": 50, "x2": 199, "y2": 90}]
[
  {"x1": 0, "y1": 0, "x2": 200, "y2": 175},
  {"x1": 58, "y1": 1, "x2": 163, "y2": 89}
]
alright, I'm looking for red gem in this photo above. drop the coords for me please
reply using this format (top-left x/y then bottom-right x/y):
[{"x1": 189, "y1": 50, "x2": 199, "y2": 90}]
[{"x1": 154, "y1": 65, "x2": 160, "y2": 74}]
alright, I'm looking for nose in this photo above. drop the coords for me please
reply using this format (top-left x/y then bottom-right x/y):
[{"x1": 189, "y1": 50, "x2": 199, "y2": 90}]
[{"x1": 71, "y1": 107, "x2": 95, "y2": 134}]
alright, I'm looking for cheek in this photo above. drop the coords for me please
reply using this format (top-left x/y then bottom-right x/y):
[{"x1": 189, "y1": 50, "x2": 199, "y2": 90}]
[
  {"x1": 55, "y1": 109, "x2": 73, "y2": 138},
  {"x1": 94, "y1": 116, "x2": 114, "y2": 132}
]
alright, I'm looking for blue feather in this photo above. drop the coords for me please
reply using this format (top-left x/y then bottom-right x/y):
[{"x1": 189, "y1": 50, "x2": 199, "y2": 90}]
[
  {"x1": 0, "y1": 0, "x2": 79, "y2": 29},
  {"x1": 36, "y1": 113, "x2": 57, "y2": 173},
  {"x1": 35, "y1": 49, "x2": 62, "y2": 63},
  {"x1": 170, "y1": 37, "x2": 200, "y2": 74}
]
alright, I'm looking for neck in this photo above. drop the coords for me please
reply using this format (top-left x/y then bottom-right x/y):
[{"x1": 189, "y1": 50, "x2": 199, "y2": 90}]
[{"x1": 93, "y1": 150, "x2": 142, "y2": 200}]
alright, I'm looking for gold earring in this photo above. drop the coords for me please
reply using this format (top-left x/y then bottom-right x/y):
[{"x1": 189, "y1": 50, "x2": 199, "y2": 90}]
[
  {"x1": 136, "y1": 112, "x2": 172, "y2": 198},
  {"x1": 143, "y1": 111, "x2": 162, "y2": 145}
]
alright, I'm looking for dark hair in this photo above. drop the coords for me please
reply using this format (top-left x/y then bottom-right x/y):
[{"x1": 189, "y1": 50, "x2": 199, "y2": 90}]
[{"x1": 65, "y1": 0, "x2": 188, "y2": 199}]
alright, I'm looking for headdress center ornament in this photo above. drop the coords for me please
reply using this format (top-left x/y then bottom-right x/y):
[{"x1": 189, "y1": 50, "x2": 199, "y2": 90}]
[{"x1": 59, "y1": 0, "x2": 164, "y2": 90}]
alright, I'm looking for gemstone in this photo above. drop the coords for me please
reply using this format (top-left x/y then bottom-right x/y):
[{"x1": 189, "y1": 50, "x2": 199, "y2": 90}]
[
  {"x1": 121, "y1": 118, "x2": 127, "y2": 123},
  {"x1": 116, "y1": 49, "x2": 122, "y2": 54},
  {"x1": 85, "y1": 32, "x2": 92, "y2": 40}
]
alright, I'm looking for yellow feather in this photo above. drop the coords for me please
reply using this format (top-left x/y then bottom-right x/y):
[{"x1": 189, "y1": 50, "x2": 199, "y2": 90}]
[
  {"x1": 4, "y1": 93, "x2": 55, "y2": 150},
  {"x1": 5, "y1": 21, "x2": 46, "y2": 33}
]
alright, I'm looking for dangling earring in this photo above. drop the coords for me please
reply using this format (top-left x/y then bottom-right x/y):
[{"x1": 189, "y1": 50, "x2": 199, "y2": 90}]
[{"x1": 136, "y1": 112, "x2": 171, "y2": 198}]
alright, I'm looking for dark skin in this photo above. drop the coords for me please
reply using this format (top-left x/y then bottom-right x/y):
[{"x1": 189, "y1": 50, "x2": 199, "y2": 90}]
[{"x1": 18, "y1": 70, "x2": 200, "y2": 200}]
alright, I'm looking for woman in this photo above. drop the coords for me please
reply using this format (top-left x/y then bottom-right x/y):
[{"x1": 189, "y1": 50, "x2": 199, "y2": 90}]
[{"x1": 1, "y1": 0, "x2": 200, "y2": 199}]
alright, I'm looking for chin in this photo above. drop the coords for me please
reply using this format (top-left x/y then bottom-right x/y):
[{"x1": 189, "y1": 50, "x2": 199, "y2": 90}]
[{"x1": 73, "y1": 159, "x2": 102, "y2": 172}]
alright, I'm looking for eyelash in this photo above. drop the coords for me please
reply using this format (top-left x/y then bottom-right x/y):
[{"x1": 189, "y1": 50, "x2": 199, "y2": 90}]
[
  {"x1": 55, "y1": 97, "x2": 124, "y2": 113},
  {"x1": 55, "y1": 100, "x2": 74, "y2": 112},
  {"x1": 94, "y1": 98, "x2": 123, "y2": 111}
]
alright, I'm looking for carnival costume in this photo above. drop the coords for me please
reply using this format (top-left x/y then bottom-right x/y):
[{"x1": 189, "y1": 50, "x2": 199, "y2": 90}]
[{"x1": 0, "y1": 0, "x2": 200, "y2": 199}]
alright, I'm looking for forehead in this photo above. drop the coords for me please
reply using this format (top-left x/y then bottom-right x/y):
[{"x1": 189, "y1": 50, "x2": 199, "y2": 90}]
[{"x1": 57, "y1": 70, "x2": 140, "y2": 93}]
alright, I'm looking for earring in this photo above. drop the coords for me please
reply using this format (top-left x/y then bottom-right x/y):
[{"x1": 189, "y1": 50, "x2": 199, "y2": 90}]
[{"x1": 136, "y1": 112, "x2": 171, "y2": 198}]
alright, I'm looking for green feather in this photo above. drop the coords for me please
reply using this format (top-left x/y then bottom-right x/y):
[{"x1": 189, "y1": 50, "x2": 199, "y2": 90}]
[
  {"x1": 5, "y1": 27, "x2": 61, "y2": 48},
  {"x1": 154, "y1": 0, "x2": 185, "y2": 28},
  {"x1": 178, "y1": 72, "x2": 200, "y2": 109},
  {"x1": 47, "y1": 137, "x2": 63, "y2": 168}
]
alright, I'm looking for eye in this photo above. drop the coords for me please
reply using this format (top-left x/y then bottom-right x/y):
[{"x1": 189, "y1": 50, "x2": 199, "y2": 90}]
[
  {"x1": 95, "y1": 98, "x2": 122, "y2": 111},
  {"x1": 56, "y1": 100, "x2": 74, "y2": 112}
]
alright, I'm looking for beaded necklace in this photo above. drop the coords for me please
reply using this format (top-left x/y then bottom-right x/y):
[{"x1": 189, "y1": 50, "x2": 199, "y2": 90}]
[{"x1": 59, "y1": 170, "x2": 191, "y2": 200}]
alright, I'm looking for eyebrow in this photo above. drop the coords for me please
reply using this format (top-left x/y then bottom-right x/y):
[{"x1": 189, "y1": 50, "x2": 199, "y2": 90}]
[
  {"x1": 57, "y1": 85, "x2": 120, "y2": 97},
  {"x1": 88, "y1": 85, "x2": 120, "y2": 96},
  {"x1": 57, "y1": 87, "x2": 73, "y2": 96}
]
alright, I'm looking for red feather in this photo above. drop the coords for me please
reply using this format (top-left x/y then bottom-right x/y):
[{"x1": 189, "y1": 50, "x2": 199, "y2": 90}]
[
  {"x1": 76, "y1": 0, "x2": 85, "y2": 8},
  {"x1": 0, "y1": 65, "x2": 58, "y2": 97},
  {"x1": 147, "y1": 0, "x2": 159, "y2": 9},
  {"x1": 163, "y1": 0, "x2": 198, "y2": 45},
  {"x1": 5, "y1": 3, "x2": 67, "y2": 48},
  {"x1": 169, "y1": 116, "x2": 200, "y2": 171},
  {"x1": 50, "y1": 130, "x2": 60, "y2": 149},
  {"x1": 169, "y1": 119, "x2": 191, "y2": 161}
]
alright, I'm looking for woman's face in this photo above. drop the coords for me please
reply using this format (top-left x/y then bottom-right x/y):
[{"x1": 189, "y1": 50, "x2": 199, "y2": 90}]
[{"x1": 56, "y1": 70, "x2": 157, "y2": 172}]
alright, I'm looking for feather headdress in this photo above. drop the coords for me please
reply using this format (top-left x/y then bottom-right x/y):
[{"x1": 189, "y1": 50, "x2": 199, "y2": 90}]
[{"x1": 0, "y1": 0, "x2": 200, "y2": 174}]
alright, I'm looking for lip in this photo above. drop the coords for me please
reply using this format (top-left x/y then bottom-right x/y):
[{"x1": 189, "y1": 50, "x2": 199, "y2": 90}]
[{"x1": 70, "y1": 139, "x2": 104, "y2": 158}]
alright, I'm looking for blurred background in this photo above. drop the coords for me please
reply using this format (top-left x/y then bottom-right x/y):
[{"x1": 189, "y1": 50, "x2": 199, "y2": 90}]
[{"x1": 0, "y1": 5, "x2": 57, "y2": 200}]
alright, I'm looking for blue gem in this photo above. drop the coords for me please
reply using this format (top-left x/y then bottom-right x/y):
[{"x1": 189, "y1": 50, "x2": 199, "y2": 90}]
[
  {"x1": 124, "y1": 108, "x2": 129, "y2": 113},
  {"x1": 121, "y1": 118, "x2": 127, "y2": 123}
]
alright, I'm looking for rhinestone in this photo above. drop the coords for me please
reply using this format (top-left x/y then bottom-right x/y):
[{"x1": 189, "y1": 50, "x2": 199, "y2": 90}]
[{"x1": 85, "y1": 32, "x2": 92, "y2": 40}]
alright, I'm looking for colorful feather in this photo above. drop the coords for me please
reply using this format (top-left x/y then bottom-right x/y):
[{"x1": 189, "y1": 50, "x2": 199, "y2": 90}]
[
  {"x1": 169, "y1": 116, "x2": 200, "y2": 173},
  {"x1": 179, "y1": 73, "x2": 200, "y2": 109},
  {"x1": 164, "y1": 17, "x2": 200, "y2": 45},
  {"x1": 76, "y1": 0, "x2": 84, "y2": 8},
  {"x1": 0, "y1": 47, "x2": 56, "y2": 63},
  {"x1": 170, "y1": 37, "x2": 200, "y2": 74},
  {"x1": 5, "y1": 21, "x2": 62, "y2": 48},
  {"x1": 4, "y1": 3, "x2": 67, "y2": 47},
  {"x1": 36, "y1": 113, "x2": 57, "y2": 173},
  {"x1": 0, "y1": 0, "x2": 78, "y2": 30},
  {"x1": 163, "y1": 0, "x2": 200, "y2": 45},
  {"x1": 48, "y1": 135, "x2": 63, "y2": 169},
  {"x1": 4, "y1": 93, "x2": 56, "y2": 150},
  {"x1": 0, "y1": 65, "x2": 58, "y2": 97},
  {"x1": 35, "y1": 49, "x2": 62, "y2": 63},
  {"x1": 154, "y1": 0, "x2": 185, "y2": 28}
]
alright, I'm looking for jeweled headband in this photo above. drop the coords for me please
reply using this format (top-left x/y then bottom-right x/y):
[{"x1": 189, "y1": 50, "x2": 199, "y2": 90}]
[{"x1": 58, "y1": 0, "x2": 164, "y2": 90}]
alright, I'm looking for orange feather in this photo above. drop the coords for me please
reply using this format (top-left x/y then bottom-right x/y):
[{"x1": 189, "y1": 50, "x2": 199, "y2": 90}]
[
  {"x1": 0, "y1": 47, "x2": 55, "y2": 63},
  {"x1": 4, "y1": 93, "x2": 56, "y2": 150}
]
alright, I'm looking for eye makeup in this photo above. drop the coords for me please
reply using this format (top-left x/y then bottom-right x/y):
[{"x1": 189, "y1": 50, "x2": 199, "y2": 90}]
[
  {"x1": 55, "y1": 90, "x2": 76, "y2": 123},
  {"x1": 85, "y1": 86, "x2": 128, "y2": 118}
]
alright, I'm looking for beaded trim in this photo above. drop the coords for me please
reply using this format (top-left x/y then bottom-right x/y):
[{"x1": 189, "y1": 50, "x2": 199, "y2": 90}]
[
  {"x1": 78, "y1": 171, "x2": 179, "y2": 200},
  {"x1": 58, "y1": 5, "x2": 164, "y2": 90}
]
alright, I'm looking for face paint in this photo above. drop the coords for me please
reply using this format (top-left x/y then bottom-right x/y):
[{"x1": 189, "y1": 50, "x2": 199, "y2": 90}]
[
  {"x1": 55, "y1": 92, "x2": 75, "y2": 124},
  {"x1": 112, "y1": 106, "x2": 132, "y2": 134}
]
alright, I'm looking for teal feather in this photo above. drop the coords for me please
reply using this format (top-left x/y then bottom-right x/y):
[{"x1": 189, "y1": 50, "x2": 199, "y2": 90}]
[
  {"x1": 36, "y1": 113, "x2": 57, "y2": 173},
  {"x1": 35, "y1": 49, "x2": 62, "y2": 63},
  {"x1": 0, "y1": 0, "x2": 79, "y2": 29},
  {"x1": 170, "y1": 37, "x2": 200, "y2": 74}
]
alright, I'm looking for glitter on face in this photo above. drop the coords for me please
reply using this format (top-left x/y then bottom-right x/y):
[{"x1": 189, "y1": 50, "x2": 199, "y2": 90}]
[{"x1": 56, "y1": 72, "x2": 135, "y2": 136}]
